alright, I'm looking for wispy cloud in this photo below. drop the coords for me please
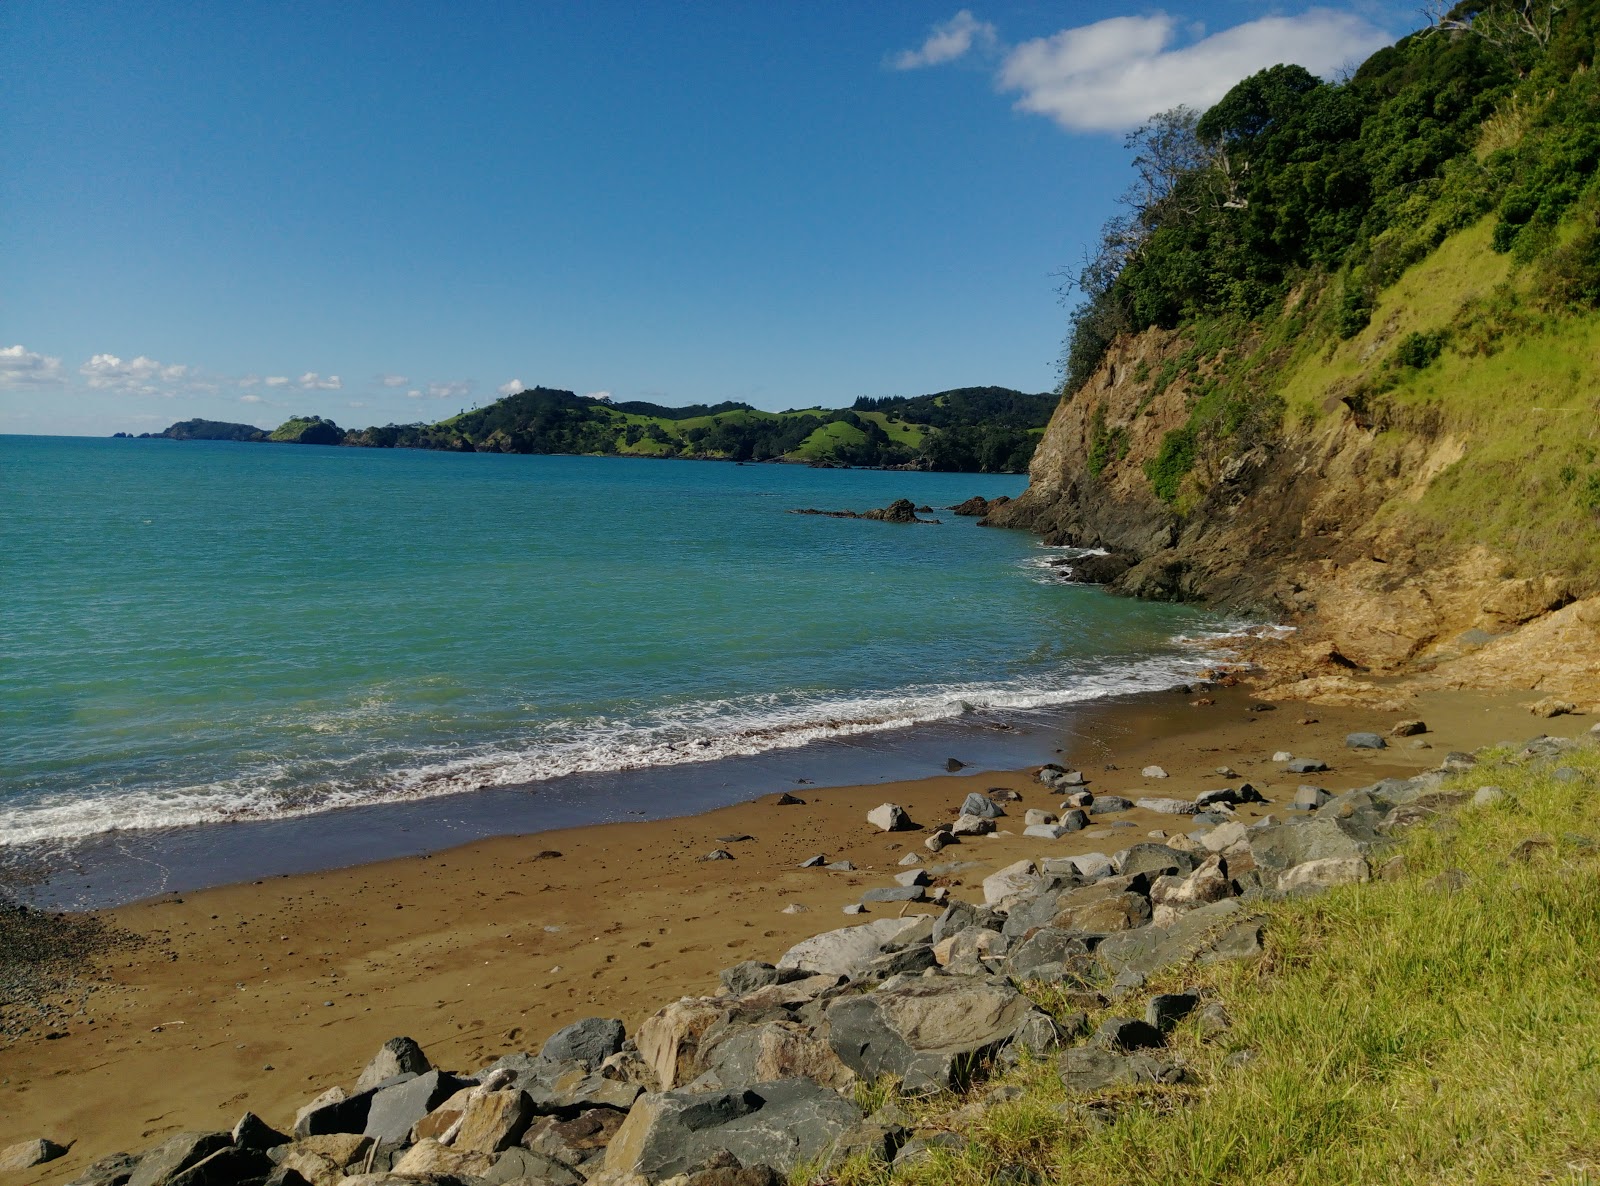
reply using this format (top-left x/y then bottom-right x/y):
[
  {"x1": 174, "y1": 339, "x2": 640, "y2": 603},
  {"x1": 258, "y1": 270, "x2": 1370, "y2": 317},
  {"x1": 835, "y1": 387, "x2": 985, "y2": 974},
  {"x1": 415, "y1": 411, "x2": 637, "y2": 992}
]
[
  {"x1": 891, "y1": 9, "x2": 997, "y2": 70},
  {"x1": 239, "y1": 394, "x2": 265, "y2": 404},
  {"x1": 497, "y1": 378, "x2": 525, "y2": 397},
  {"x1": 897, "y1": 8, "x2": 1392, "y2": 134},
  {"x1": 0, "y1": 344, "x2": 65, "y2": 388},
  {"x1": 427, "y1": 380, "x2": 472, "y2": 401},
  {"x1": 378, "y1": 373, "x2": 408, "y2": 388},
  {"x1": 264, "y1": 376, "x2": 290, "y2": 388},
  {"x1": 297, "y1": 371, "x2": 341, "y2": 390}
]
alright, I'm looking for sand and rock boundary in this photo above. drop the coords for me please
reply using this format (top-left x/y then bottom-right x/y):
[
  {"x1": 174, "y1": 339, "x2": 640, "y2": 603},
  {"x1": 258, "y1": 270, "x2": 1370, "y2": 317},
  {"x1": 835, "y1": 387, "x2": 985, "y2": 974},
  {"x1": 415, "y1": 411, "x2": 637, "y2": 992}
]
[{"x1": 12, "y1": 720, "x2": 1596, "y2": 1186}]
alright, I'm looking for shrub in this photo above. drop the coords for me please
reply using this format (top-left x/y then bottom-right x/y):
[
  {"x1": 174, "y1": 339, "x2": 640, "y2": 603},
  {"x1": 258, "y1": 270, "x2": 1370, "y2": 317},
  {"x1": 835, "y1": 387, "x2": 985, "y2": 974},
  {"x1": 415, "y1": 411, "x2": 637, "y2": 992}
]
[{"x1": 1145, "y1": 424, "x2": 1197, "y2": 504}]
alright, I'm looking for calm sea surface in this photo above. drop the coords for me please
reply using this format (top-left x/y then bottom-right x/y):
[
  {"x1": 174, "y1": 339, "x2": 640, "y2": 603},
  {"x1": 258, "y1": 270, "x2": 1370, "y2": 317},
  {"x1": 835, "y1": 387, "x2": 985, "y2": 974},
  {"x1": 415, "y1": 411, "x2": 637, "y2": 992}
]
[{"x1": 2, "y1": 436, "x2": 1225, "y2": 867}]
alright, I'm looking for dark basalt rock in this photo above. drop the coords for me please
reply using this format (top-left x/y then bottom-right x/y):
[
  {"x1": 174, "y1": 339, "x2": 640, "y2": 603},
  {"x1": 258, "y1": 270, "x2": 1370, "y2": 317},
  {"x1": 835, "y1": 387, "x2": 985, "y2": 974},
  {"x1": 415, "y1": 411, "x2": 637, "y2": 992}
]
[
  {"x1": 1057, "y1": 552, "x2": 1137, "y2": 584},
  {"x1": 788, "y1": 499, "x2": 939, "y2": 524}
]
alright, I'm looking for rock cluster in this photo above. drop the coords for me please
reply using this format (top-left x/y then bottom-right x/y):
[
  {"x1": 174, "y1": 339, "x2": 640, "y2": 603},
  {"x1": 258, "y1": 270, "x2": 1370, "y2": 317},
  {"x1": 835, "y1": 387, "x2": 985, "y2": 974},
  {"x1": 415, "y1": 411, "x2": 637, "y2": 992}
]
[
  {"x1": 788, "y1": 500, "x2": 939, "y2": 524},
  {"x1": 43, "y1": 735, "x2": 1568, "y2": 1186}
]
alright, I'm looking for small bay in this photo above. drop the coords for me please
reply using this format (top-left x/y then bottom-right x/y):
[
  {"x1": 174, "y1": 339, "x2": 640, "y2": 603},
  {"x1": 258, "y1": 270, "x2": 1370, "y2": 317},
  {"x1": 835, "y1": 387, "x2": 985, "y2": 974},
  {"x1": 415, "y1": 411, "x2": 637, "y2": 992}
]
[{"x1": 1, "y1": 435, "x2": 1221, "y2": 861}]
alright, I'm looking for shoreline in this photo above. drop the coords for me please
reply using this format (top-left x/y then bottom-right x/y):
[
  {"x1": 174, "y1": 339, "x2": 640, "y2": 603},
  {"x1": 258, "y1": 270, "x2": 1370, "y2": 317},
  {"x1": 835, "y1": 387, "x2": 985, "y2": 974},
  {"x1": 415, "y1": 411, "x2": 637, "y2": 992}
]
[
  {"x1": 5, "y1": 681, "x2": 1593, "y2": 1180},
  {"x1": 1, "y1": 665, "x2": 1213, "y2": 913}
]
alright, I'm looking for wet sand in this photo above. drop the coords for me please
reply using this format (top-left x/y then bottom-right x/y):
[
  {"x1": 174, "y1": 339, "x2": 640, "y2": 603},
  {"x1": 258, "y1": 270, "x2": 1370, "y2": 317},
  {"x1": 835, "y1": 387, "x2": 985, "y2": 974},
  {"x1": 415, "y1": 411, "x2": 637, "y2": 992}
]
[{"x1": 2, "y1": 684, "x2": 1590, "y2": 1181}]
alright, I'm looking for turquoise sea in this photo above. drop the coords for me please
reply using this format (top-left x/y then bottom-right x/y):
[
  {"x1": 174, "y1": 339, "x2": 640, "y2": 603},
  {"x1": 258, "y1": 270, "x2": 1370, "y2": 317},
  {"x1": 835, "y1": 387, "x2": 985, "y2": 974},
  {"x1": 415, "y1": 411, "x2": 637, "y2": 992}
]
[{"x1": 2, "y1": 435, "x2": 1223, "y2": 883}]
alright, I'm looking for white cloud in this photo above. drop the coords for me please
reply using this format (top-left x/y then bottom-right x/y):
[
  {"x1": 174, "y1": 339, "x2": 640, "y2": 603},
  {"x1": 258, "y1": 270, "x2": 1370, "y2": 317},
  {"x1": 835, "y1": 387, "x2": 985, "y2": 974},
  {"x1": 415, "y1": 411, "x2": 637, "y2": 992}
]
[
  {"x1": 891, "y1": 9, "x2": 997, "y2": 70},
  {"x1": 347, "y1": 400, "x2": 369, "y2": 409},
  {"x1": 264, "y1": 376, "x2": 290, "y2": 387},
  {"x1": 427, "y1": 380, "x2": 472, "y2": 401},
  {"x1": 997, "y1": 9, "x2": 1391, "y2": 133},
  {"x1": 497, "y1": 378, "x2": 525, "y2": 397},
  {"x1": 298, "y1": 372, "x2": 341, "y2": 390},
  {"x1": 0, "y1": 344, "x2": 65, "y2": 388},
  {"x1": 406, "y1": 389, "x2": 424, "y2": 400},
  {"x1": 78, "y1": 353, "x2": 191, "y2": 393},
  {"x1": 239, "y1": 394, "x2": 264, "y2": 404},
  {"x1": 379, "y1": 374, "x2": 408, "y2": 387},
  {"x1": 584, "y1": 391, "x2": 613, "y2": 403}
]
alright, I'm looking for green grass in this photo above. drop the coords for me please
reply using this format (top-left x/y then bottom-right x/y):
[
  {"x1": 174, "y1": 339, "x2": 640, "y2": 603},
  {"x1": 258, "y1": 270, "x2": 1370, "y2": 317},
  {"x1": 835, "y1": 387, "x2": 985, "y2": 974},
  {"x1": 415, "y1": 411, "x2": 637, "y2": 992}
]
[
  {"x1": 857, "y1": 411, "x2": 926, "y2": 449},
  {"x1": 1385, "y1": 315, "x2": 1600, "y2": 576},
  {"x1": 812, "y1": 745, "x2": 1600, "y2": 1186},
  {"x1": 1278, "y1": 218, "x2": 1513, "y2": 426},
  {"x1": 1163, "y1": 211, "x2": 1600, "y2": 581},
  {"x1": 788, "y1": 420, "x2": 867, "y2": 458}
]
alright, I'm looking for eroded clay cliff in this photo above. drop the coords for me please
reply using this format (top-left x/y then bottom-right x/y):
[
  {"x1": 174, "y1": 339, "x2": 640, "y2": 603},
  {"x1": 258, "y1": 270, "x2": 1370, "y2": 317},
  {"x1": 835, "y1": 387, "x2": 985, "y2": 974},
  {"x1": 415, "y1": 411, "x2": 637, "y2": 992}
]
[{"x1": 986, "y1": 325, "x2": 1600, "y2": 707}]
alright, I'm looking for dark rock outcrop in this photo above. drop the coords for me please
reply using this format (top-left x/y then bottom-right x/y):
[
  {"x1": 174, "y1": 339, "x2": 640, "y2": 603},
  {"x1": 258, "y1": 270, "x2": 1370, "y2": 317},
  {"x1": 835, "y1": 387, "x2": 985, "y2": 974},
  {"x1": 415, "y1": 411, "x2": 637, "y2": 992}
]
[{"x1": 788, "y1": 499, "x2": 939, "y2": 524}]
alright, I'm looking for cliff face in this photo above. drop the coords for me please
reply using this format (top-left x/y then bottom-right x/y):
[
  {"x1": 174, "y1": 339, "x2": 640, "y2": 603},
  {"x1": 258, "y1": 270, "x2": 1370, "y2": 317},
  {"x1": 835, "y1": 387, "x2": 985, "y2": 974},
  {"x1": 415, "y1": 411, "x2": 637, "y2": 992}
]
[{"x1": 988, "y1": 256, "x2": 1600, "y2": 707}]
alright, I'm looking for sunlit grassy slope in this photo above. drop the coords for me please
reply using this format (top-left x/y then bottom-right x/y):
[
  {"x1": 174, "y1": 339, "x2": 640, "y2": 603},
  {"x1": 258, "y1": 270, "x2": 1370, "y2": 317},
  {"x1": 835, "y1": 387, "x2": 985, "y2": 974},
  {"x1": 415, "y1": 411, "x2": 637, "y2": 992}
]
[{"x1": 1269, "y1": 216, "x2": 1600, "y2": 577}]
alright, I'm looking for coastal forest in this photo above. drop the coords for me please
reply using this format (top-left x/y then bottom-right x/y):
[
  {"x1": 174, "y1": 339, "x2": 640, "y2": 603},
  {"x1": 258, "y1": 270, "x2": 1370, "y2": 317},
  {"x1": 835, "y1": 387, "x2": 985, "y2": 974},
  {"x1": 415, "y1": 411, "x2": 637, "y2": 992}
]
[
  {"x1": 994, "y1": 0, "x2": 1600, "y2": 615},
  {"x1": 132, "y1": 386, "x2": 1056, "y2": 473}
]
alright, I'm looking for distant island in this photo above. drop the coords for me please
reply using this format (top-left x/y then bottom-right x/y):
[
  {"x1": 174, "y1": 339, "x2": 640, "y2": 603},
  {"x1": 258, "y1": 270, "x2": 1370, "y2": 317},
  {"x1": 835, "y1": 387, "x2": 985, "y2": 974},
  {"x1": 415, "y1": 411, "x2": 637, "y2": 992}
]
[{"x1": 117, "y1": 385, "x2": 1058, "y2": 472}]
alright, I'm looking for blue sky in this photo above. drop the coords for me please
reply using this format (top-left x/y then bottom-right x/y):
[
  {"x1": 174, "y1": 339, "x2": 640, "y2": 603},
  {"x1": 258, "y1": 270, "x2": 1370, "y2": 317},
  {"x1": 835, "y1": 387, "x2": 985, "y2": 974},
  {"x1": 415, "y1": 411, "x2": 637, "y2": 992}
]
[{"x1": 2, "y1": 1, "x2": 1419, "y2": 436}]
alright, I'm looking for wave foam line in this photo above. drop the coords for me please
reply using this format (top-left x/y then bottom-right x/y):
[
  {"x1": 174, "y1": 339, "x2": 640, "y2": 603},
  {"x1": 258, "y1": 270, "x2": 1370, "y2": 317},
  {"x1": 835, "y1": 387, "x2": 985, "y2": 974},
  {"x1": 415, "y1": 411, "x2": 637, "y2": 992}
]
[{"x1": 0, "y1": 654, "x2": 1216, "y2": 849}]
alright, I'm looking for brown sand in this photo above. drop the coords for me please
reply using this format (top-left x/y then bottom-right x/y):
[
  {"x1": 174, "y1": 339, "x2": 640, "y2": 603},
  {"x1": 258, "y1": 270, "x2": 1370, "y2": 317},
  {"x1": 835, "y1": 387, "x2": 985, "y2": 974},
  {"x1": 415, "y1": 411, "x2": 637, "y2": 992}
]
[{"x1": 2, "y1": 686, "x2": 1591, "y2": 1181}]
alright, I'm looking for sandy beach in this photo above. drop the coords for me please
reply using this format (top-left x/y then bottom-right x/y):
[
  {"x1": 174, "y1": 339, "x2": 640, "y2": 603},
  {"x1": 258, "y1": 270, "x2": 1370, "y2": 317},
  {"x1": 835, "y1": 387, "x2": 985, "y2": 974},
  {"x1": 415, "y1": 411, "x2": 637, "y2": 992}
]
[{"x1": 3, "y1": 682, "x2": 1592, "y2": 1182}]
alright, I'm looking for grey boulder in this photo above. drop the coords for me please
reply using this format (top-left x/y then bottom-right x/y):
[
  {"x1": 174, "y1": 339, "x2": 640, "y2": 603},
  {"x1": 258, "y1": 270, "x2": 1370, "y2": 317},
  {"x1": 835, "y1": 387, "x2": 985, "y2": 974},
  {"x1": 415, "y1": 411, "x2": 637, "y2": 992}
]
[
  {"x1": 66, "y1": 1153, "x2": 141, "y2": 1186},
  {"x1": 484, "y1": 1147, "x2": 583, "y2": 1185},
  {"x1": 1345, "y1": 732, "x2": 1387, "y2": 750},
  {"x1": 127, "y1": 1134, "x2": 232, "y2": 1186},
  {"x1": 230, "y1": 1113, "x2": 286, "y2": 1153},
  {"x1": 541, "y1": 1017, "x2": 626, "y2": 1066},
  {"x1": 721, "y1": 961, "x2": 783, "y2": 996},
  {"x1": 0, "y1": 1140, "x2": 68, "y2": 1173},
  {"x1": 860, "y1": 885, "x2": 924, "y2": 904},
  {"x1": 1096, "y1": 899, "x2": 1261, "y2": 979},
  {"x1": 1114, "y1": 844, "x2": 1196, "y2": 879},
  {"x1": 825, "y1": 976, "x2": 1044, "y2": 1092},
  {"x1": 777, "y1": 917, "x2": 931, "y2": 979},
  {"x1": 867, "y1": 803, "x2": 913, "y2": 832},
  {"x1": 363, "y1": 1069, "x2": 473, "y2": 1145},
  {"x1": 1091, "y1": 1017, "x2": 1165, "y2": 1052},
  {"x1": 1059, "y1": 1047, "x2": 1185, "y2": 1093},
  {"x1": 353, "y1": 1036, "x2": 431, "y2": 1094},
  {"x1": 603, "y1": 1080, "x2": 863, "y2": 1180},
  {"x1": 1001, "y1": 927, "x2": 1093, "y2": 983},
  {"x1": 959, "y1": 792, "x2": 1005, "y2": 819},
  {"x1": 165, "y1": 1148, "x2": 274, "y2": 1186},
  {"x1": 1249, "y1": 811, "x2": 1389, "y2": 874},
  {"x1": 1291, "y1": 786, "x2": 1331, "y2": 811}
]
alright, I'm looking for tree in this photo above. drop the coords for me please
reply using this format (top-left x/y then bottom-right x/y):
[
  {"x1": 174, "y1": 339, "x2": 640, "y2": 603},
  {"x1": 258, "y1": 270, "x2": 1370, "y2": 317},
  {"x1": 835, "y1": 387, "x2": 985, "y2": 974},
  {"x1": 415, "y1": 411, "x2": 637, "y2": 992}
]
[{"x1": 1426, "y1": 0, "x2": 1567, "y2": 54}]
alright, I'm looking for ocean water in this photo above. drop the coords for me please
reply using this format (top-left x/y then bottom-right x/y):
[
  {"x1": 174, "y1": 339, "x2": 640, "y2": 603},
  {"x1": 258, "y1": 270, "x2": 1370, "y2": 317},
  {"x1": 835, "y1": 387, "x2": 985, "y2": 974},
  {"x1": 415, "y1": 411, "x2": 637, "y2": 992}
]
[{"x1": 1, "y1": 435, "x2": 1224, "y2": 863}]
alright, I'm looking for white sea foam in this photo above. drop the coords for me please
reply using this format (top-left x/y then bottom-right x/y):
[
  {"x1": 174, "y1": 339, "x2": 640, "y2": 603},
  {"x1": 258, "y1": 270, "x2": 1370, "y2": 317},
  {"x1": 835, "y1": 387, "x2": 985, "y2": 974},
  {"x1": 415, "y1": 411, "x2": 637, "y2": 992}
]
[
  {"x1": 1019, "y1": 545, "x2": 1113, "y2": 584},
  {"x1": 0, "y1": 649, "x2": 1222, "y2": 849}
]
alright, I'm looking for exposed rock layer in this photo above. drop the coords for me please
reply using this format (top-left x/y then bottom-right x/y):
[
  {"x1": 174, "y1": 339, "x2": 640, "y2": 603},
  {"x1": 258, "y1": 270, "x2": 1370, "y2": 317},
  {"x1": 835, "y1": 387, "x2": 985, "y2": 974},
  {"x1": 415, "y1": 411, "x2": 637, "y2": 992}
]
[{"x1": 984, "y1": 327, "x2": 1600, "y2": 705}]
